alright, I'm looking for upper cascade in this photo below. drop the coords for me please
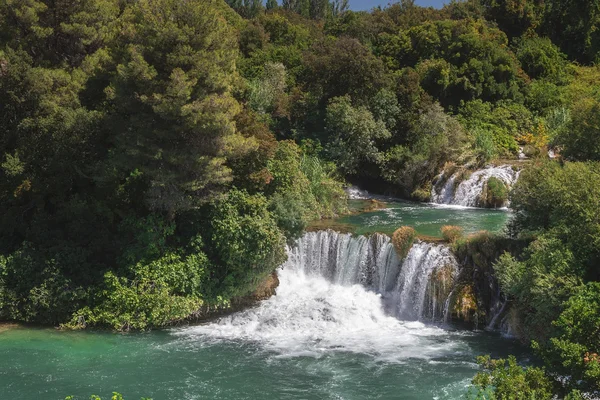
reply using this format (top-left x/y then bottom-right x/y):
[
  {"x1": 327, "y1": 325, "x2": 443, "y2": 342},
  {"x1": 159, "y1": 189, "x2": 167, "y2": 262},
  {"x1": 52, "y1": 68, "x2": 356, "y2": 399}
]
[
  {"x1": 346, "y1": 186, "x2": 372, "y2": 200},
  {"x1": 430, "y1": 165, "x2": 520, "y2": 208},
  {"x1": 284, "y1": 230, "x2": 459, "y2": 322}
]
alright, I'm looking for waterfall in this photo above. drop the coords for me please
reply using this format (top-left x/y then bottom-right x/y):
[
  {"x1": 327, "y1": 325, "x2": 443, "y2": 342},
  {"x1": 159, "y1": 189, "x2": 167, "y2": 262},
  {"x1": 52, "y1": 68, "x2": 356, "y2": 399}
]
[
  {"x1": 284, "y1": 230, "x2": 459, "y2": 322},
  {"x1": 431, "y1": 165, "x2": 519, "y2": 207},
  {"x1": 181, "y1": 230, "x2": 463, "y2": 358},
  {"x1": 345, "y1": 186, "x2": 371, "y2": 199}
]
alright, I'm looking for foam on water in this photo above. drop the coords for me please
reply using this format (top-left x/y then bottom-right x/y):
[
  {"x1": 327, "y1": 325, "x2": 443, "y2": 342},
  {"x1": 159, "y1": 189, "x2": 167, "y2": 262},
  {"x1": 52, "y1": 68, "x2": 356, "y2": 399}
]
[{"x1": 180, "y1": 267, "x2": 461, "y2": 360}]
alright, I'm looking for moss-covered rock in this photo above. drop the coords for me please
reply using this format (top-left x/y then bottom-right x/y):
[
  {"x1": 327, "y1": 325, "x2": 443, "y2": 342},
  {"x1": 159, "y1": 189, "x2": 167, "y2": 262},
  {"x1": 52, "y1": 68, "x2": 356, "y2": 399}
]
[
  {"x1": 450, "y1": 284, "x2": 480, "y2": 323},
  {"x1": 449, "y1": 232, "x2": 530, "y2": 330},
  {"x1": 411, "y1": 182, "x2": 432, "y2": 202}
]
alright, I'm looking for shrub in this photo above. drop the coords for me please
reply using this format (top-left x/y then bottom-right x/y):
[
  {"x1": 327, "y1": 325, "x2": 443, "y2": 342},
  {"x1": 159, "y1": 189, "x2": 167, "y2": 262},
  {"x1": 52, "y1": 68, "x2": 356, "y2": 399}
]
[
  {"x1": 467, "y1": 355, "x2": 553, "y2": 400},
  {"x1": 441, "y1": 225, "x2": 463, "y2": 243},
  {"x1": 480, "y1": 177, "x2": 508, "y2": 208},
  {"x1": 392, "y1": 226, "x2": 416, "y2": 258},
  {"x1": 411, "y1": 186, "x2": 431, "y2": 202},
  {"x1": 473, "y1": 128, "x2": 498, "y2": 163}
]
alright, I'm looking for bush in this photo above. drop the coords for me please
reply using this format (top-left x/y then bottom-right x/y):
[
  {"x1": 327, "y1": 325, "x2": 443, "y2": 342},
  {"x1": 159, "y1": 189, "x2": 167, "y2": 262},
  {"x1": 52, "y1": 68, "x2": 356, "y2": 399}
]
[
  {"x1": 480, "y1": 177, "x2": 508, "y2": 208},
  {"x1": 392, "y1": 226, "x2": 416, "y2": 258},
  {"x1": 411, "y1": 186, "x2": 431, "y2": 202},
  {"x1": 467, "y1": 355, "x2": 553, "y2": 400},
  {"x1": 441, "y1": 225, "x2": 463, "y2": 243},
  {"x1": 473, "y1": 128, "x2": 498, "y2": 163}
]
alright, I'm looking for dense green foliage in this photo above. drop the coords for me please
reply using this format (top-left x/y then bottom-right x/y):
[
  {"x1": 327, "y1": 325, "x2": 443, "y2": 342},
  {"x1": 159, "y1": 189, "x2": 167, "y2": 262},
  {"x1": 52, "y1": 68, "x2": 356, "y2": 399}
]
[
  {"x1": 0, "y1": 7, "x2": 598, "y2": 396},
  {"x1": 0, "y1": 0, "x2": 346, "y2": 330},
  {"x1": 468, "y1": 355, "x2": 554, "y2": 400},
  {"x1": 482, "y1": 161, "x2": 600, "y2": 396},
  {"x1": 220, "y1": 0, "x2": 600, "y2": 200}
]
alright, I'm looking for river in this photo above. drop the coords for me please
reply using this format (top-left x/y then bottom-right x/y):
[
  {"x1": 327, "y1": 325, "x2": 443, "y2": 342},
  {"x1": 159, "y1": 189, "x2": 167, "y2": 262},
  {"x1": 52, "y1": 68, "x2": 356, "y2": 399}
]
[{"x1": 0, "y1": 198, "x2": 526, "y2": 400}]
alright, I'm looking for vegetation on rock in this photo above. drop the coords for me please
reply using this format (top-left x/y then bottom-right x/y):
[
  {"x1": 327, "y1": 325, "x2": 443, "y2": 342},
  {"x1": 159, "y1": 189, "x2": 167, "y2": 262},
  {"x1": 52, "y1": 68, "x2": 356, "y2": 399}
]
[
  {"x1": 392, "y1": 226, "x2": 417, "y2": 259},
  {"x1": 479, "y1": 177, "x2": 509, "y2": 208},
  {"x1": 441, "y1": 225, "x2": 463, "y2": 243}
]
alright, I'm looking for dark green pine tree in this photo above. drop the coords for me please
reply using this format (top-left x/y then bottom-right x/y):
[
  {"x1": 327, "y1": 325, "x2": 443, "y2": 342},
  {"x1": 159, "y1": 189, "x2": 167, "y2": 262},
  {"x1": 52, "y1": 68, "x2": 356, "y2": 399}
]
[
  {"x1": 299, "y1": 0, "x2": 310, "y2": 17},
  {"x1": 331, "y1": 0, "x2": 349, "y2": 16},
  {"x1": 309, "y1": 0, "x2": 330, "y2": 19},
  {"x1": 226, "y1": 0, "x2": 243, "y2": 10},
  {"x1": 266, "y1": 0, "x2": 278, "y2": 9},
  {"x1": 244, "y1": 0, "x2": 263, "y2": 17}
]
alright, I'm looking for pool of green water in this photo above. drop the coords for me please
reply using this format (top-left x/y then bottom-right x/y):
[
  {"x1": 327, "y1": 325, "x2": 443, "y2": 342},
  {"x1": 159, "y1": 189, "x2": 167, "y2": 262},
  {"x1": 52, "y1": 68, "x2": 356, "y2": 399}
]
[
  {"x1": 323, "y1": 200, "x2": 511, "y2": 238},
  {"x1": 0, "y1": 325, "x2": 527, "y2": 400}
]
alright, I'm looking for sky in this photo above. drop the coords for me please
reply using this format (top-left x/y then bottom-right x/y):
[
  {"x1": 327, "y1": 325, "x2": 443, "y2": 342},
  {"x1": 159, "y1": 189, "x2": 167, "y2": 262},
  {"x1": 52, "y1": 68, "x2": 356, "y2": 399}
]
[{"x1": 349, "y1": 0, "x2": 446, "y2": 10}]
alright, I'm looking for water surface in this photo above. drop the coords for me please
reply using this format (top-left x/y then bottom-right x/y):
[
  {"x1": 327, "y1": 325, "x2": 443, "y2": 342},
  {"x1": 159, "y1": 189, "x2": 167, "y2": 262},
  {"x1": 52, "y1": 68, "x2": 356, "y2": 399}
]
[
  {"x1": 329, "y1": 200, "x2": 511, "y2": 237},
  {"x1": 1, "y1": 266, "x2": 527, "y2": 400}
]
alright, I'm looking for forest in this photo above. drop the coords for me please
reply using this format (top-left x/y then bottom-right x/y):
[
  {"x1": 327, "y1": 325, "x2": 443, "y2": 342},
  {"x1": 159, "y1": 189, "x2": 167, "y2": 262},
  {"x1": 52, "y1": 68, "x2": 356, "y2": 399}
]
[{"x1": 0, "y1": 0, "x2": 599, "y2": 398}]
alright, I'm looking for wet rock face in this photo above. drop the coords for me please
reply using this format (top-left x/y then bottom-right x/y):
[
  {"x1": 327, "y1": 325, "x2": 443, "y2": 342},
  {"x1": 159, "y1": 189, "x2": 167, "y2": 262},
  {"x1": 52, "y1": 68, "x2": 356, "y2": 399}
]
[
  {"x1": 446, "y1": 234, "x2": 531, "y2": 335},
  {"x1": 449, "y1": 284, "x2": 480, "y2": 323},
  {"x1": 249, "y1": 272, "x2": 280, "y2": 301}
]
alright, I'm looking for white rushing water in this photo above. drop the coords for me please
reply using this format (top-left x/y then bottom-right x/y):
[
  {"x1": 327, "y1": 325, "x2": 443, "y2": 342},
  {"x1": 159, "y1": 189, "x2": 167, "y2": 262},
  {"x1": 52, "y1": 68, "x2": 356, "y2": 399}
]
[
  {"x1": 181, "y1": 231, "x2": 463, "y2": 359},
  {"x1": 345, "y1": 186, "x2": 372, "y2": 200},
  {"x1": 431, "y1": 165, "x2": 520, "y2": 207}
]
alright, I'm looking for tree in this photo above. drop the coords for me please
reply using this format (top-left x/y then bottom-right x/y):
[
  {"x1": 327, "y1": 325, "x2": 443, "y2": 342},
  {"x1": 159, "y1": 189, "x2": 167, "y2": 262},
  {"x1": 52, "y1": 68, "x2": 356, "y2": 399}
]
[
  {"x1": 481, "y1": 0, "x2": 543, "y2": 39},
  {"x1": 266, "y1": 0, "x2": 278, "y2": 10},
  {"x1": 546, "y1": 283, "x2": 600, "y2": 391},
  {"x1": 107, "y1": 0, "x2": 250, "y2": 214},
  {"x1": 248, "y1": 62, "x2": 288, "y2": 115},
  {"x1": 303, "y1": 36, "x2": 391, "y2": 103},
  {"x1": 376, "y1": 20, "x2": 526, "y2": 107},
  {"x1": 558, "y1": 100, "x2": 600, "y2": 161},
  {"x1": 542, "y1": 0, "x2": 600, "y2": 63},
  {"x1": 325, "y1": 96, "x2": 390, "y2": 174},
  {"x1": 515, "y1": 36, "x2": 569, "y2": 83},
  {"x1": 331, "y1": 0, "x2": 349, "y2": 17},
  {"x1": 203, "y1": 189, "x2": 287, "y2": 297}
]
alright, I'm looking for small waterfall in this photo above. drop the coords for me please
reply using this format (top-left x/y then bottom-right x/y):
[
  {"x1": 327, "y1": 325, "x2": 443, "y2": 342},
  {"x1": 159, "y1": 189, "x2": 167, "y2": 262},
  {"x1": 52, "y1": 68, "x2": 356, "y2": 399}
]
[
  {"x1": 345, "y1": 186, "x2": 371, "y2": 200},
  {"x1": 284, "y1": 231, "x2": 459, "y2": 322},
  {"x1": 431, "y1": 165, "x2": 519, "y2": 207},
  {"x1": 486, "y1": 284, "x2": 508, "y2": 330},
  {"x1": 486, "y1": 299, "x2": 508, "y2": 330}
]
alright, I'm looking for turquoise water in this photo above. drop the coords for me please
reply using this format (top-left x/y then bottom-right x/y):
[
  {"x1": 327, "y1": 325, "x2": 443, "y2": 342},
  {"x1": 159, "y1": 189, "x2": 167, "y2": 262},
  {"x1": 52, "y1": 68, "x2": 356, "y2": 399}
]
[
  {"x1": 331, "y1": 200, "x2": 511, "y2": 237},
  {"x1": 0, "y1": 319, "x2": 525, "y2": 400}
]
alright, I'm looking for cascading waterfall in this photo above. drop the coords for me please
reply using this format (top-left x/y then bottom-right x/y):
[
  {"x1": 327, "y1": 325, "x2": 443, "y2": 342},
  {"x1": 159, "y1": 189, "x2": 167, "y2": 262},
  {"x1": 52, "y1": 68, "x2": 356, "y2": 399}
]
[
  {"x1": 431, "y1": 165, "x2": 520, "y2": 207},
  {"x1": 284, "y1": 230, "x2": 459, "y2": 321},
  {"x1": 182, "y1": 230, "x2": 464, "y2": 358}
]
